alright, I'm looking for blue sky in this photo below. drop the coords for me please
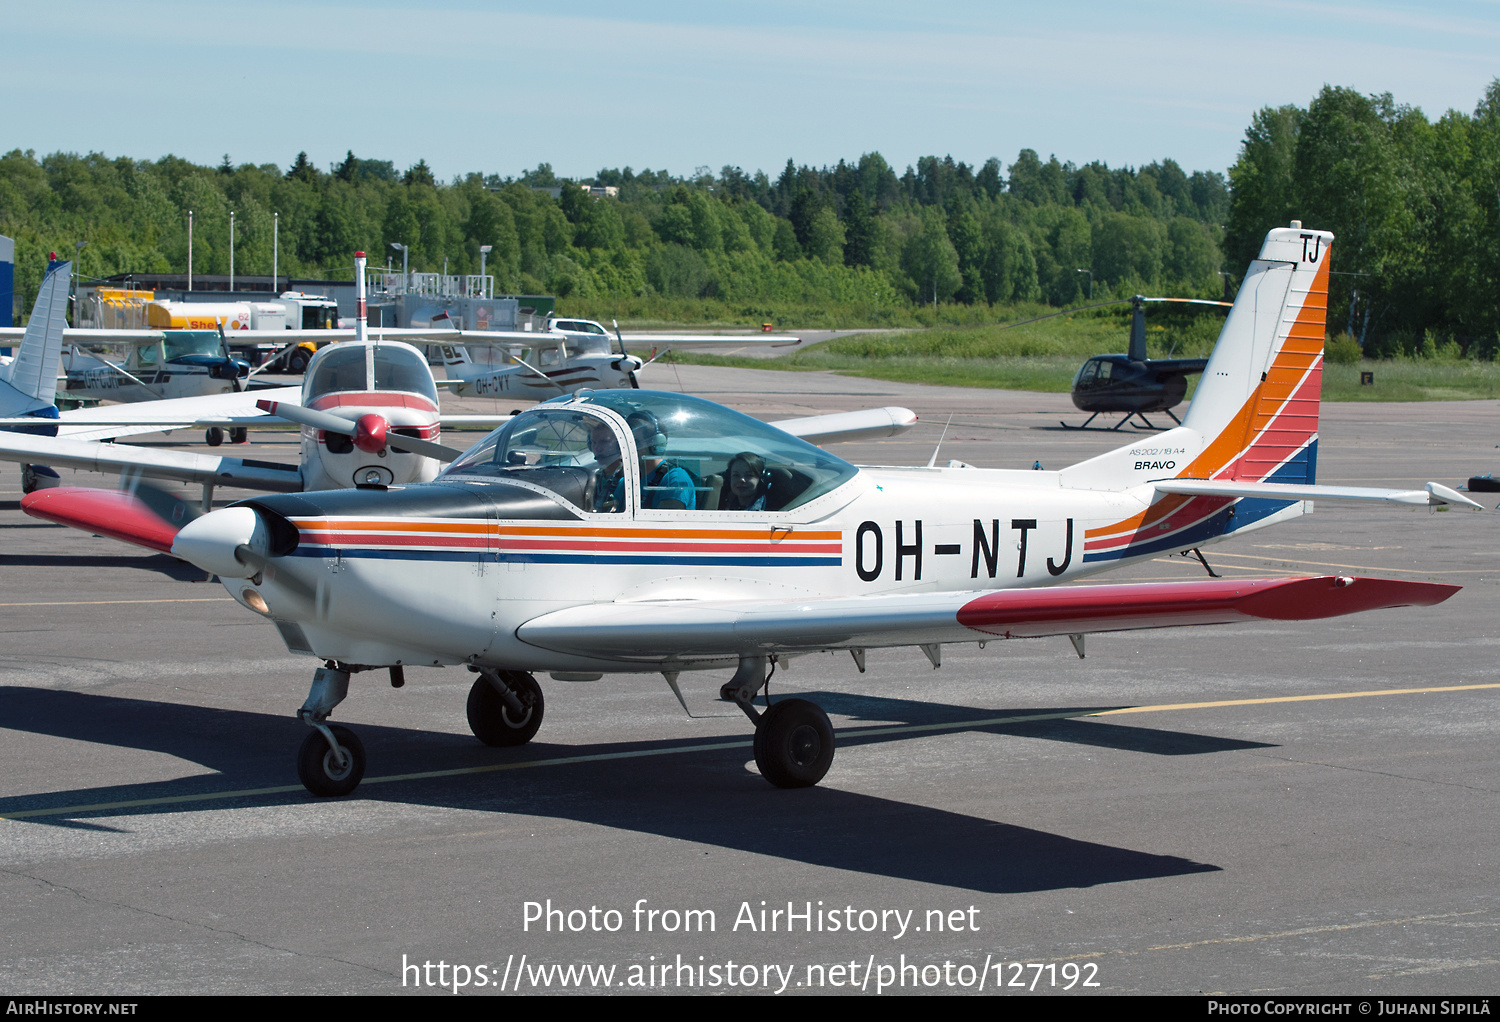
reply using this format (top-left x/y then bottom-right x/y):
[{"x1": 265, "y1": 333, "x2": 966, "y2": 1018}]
[{"x1": 7, "y1": 1, "x2": 1498, "y2": 181}]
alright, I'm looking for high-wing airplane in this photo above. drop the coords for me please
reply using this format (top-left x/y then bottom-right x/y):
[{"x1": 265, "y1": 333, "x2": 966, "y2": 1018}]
[
  {"x1": 56, "y1": 329, "x2": 251, "y2": 404},
  {"x1": 22, "y1": 225, "x2": 1479, "y2": 798},
  {"x1": 438, "y1": 317, "x2": 798, "y2": 398}
]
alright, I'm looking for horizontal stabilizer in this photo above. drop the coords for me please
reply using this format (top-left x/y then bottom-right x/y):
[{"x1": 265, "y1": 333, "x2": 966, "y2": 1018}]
[
  {"x1": 516, "y1": 575, "x2": 1458, "y2": 662},
  {"x1": 1156, "y1": 478, "x2": 1485, "y2": 510}
]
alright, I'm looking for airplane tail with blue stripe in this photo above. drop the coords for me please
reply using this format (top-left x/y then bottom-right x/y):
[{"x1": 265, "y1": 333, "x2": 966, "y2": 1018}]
[
  {"x1": 0, "y1": 259, "x2": 69, "y2": 422},
  {"x1": 1177, "y1": 225, "x2": 1328, "y2": 486}
]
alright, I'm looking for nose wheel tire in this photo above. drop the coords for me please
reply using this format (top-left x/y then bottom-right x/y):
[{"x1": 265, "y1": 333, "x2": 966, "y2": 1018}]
[
  {"x1": 753, "y1": 698, "x2": 835, "y2": 788},
  {"x1": 297, "y1": 724, "x2": 366, "y2": 797},
  {"x1": 467, "y1": 672, "x2": 545, "y2": 747}
]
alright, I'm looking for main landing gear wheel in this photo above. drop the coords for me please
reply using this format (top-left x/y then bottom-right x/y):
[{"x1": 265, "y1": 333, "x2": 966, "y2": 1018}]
[
  {"x1": 229, "y1": 427, "x2": 248, "y2": 444},
  {"x1": 753, "y1": 698, "x2": 835, "y2": 788},
  {"x1": 205, "y1": 427, "x2": 224, "y2": 446},
  {"x1": 467, "y1": 671, "x2": 544, "y2": 747},
  {"x1": 288, "y1": 349, "x2": 311, "y2": 374},
  {"x1": 297, "y1": 724, "x2": 366, "y2": 797}
]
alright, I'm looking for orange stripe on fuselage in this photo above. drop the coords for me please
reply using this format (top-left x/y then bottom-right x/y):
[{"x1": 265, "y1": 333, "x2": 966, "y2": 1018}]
[{"x1": 288, "y1": 518, "x2": 841, "y2": 542}]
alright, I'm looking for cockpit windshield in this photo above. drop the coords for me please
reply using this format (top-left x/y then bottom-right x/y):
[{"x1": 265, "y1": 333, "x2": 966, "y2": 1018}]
[
  {"x1": 305, "y1": 343, "x2": 438, "y2": 403},
  {"x1": 566, "y1": 334, "x2": 614, "y2": 357},
  {"x1": 162, "y1": 331, "x2": 225, "y2": 360},
  {"x1": 444, "y1": 391, "x2": 858, "y2": 514},
  {"x1": 441, "y1": 406, "x2": 618, "y2": 513}
]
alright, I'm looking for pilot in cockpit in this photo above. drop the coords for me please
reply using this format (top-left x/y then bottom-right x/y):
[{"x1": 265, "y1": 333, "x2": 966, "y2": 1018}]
[{"x1": 588, "y1": 421, "x2": 625, "y2": 513}]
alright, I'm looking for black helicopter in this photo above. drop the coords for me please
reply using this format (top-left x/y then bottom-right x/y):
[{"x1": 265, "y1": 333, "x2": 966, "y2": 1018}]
[{"x1": 1065, "y1": 296, "x2": 1236, "y2": 430}]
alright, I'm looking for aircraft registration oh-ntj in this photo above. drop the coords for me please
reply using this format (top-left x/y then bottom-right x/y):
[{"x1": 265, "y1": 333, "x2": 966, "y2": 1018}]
[{"x1": 23, "y1": 225, "x2": 1482, "y2": 797}]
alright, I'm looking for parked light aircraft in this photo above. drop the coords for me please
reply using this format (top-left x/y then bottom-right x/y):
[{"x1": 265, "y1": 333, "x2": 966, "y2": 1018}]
[
  {"x1": 23, "y1": 226, "x2": 1479, "y2": 798},
  {"x1": 438, "y1": 317, "x2": 798, "y2": 399},
  {"x1": 3, "y1": 255, "x2": 915, "y2": 502},
  {"x1": 56, "y1": 329, "x2": 251, "y2": 404}
]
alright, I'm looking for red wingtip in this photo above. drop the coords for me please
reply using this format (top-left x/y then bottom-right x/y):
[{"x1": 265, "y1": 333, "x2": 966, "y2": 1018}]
[{"x1": 22, "y1": 487, "x2": 181, "y2": 553}]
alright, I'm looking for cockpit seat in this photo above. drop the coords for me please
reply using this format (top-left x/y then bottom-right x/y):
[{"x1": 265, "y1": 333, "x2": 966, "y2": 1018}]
[{"x1": 765, "y1": 467, "x2": 812, "y2": 511}]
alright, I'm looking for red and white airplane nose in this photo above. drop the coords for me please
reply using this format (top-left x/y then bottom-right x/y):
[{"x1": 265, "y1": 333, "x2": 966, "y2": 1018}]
[
  {"x1": 353, "y1": 413, "x2": 389, "y2": 454},
  {"x1": 171, "y1": 506, "x2": 265, "y2": 579}
]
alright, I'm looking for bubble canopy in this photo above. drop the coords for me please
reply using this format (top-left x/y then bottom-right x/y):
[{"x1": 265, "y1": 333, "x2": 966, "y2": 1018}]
[{"x1": 442, "y1": 390, "x2": 859, "y2": 513}]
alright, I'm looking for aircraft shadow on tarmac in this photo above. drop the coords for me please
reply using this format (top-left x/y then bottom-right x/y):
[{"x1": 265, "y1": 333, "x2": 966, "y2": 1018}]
[
  {"x1": 0, "y1": 687, "x2": 1229, "y2": 893},
  {"x1": 0, "y1": 552, "x2": 208, "y2": 580}
]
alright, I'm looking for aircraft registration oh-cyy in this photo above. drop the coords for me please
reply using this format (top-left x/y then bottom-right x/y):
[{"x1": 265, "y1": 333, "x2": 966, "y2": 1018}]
[{"x1": 22, "y1": 225, "x2": 1479, "y2": 798}]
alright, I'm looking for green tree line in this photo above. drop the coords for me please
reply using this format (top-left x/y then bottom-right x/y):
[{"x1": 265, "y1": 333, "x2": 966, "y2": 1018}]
[
  {"x1": 1228, "y1": 81, "x2": 1500, "y2": 356},
  {"x1": 0, "y1": 145, "x2": 1229, "y2": 322},
  {"x1": 3, "y1": 80, "x2": 1495, "y2": 353}
]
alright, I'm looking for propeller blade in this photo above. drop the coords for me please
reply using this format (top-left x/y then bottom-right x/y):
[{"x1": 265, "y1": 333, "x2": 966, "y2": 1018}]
[
  {"x1": 386, "y1": 432, "x2": 466, "y2": 463},
  {"x1": 255, "y1": 399, "x2": 357, "y2": 436}
]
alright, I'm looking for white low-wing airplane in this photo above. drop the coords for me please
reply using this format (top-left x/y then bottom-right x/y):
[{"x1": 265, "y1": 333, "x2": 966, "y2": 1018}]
[{"x1": 22, "y1": 225, "x2": 1478, "y2": 798}]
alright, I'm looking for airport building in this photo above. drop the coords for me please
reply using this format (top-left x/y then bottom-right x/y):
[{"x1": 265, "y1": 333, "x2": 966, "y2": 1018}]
[{"x1": 81, "y1": 271, "x2": 555, "y2": 333}]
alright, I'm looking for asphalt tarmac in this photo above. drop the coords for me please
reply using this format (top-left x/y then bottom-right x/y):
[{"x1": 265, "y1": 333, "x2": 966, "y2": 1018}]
[{"x1": 1, "y1": 367, "x2": 1496, "y2": 996}]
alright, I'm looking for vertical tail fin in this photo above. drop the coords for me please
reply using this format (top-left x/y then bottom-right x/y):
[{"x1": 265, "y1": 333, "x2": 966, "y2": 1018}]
[
  {"x1": 0, "y1": 260, "x2": 70, "y2": 416},
  {"x1": 1181, "y1": 226, "x2": 1330, "y2": 485}
]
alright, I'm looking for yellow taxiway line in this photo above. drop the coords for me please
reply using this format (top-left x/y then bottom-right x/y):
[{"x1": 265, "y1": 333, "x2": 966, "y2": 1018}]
[{"x1": 3, "y1": 682, "x2": 1497, "y2": 821}]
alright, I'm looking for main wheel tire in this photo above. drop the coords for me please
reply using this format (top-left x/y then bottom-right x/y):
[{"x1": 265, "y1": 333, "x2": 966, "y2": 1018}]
[
  {"x1": 467, "y1": 672, "x2": 544, "y2": 747},
  {"x1": 296, "y1": 725, "x2": 366, "y2": 797},
  {"x1": 229, "y1": 427, "x2": 248, "y2": 444},
  {"x1": 205, "y1": 427, "x2": 224, "y2": 446},
  {"x1": 753, "y1": 698, "x2": 835, "y2": 788},
  {"x1": 288, "y1": 350, "x2": 311, "y2": 374},
  {"x1": 20, "y1": 465, "x2": 37, "y2": 494}
]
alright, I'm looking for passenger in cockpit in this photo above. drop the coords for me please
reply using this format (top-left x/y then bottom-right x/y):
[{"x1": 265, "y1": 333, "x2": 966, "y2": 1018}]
[{"x1": 720, "y1": 452, "x2": 769, "y2": 511}]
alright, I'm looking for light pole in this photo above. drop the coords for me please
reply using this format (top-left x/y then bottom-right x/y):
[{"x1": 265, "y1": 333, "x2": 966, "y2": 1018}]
[
  {"x1": 1075, "y1": 268, "x2": 1093, "y2": 300},
  {"x1": 229, "y1": 211, "x2": 236, "y2": 291},
  {"x1": 73, "y1": 242, "x2": 86, "y2": 326},
  {"x1": 187, "y1": 210, "x2": 193, "y2": 291},
  {"x1": 479, "y1": 244, "x2": 492, "y2": 291},
  {"x1": 390, "y1": 242, "x2": 408, "y2": 292},
  {"x1": 273, "y1": 212, "x2": 279, "y2": 294}
]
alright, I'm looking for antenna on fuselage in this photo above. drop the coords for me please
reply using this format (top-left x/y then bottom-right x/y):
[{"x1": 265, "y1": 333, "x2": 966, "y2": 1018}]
[{"x1": 926, "y1": 414, "x2": 954, "y2": 469}]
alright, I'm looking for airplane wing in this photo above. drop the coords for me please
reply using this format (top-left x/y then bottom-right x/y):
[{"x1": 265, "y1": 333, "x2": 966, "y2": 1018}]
[
  {"x1": 0, "y1": 327, "x2": 466, "y2": 345},
  {"x1": 770, "y1": 407, "x2": 918, "y2": 445},
  {"x1": 0, "y1": 386, "x2": 303, "y2": 442},
  {"x1": 0, "y1": 432, "x2": 303, "y2": 491},
  {"x1": 619, "y1": 333, "x2": 801, "y2": 347},
  {"x1": 1155, "y1": 479, "x2": 1486, "y2": 511},
  {"x1": 516, "y1": 575, "x2": 1458, "y2": 662}
]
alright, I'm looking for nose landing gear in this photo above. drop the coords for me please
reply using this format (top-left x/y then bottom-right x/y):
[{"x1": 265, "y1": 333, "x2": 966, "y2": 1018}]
[{"x1": 294, "y1": 664, "x2": 366, "y2": 797}]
